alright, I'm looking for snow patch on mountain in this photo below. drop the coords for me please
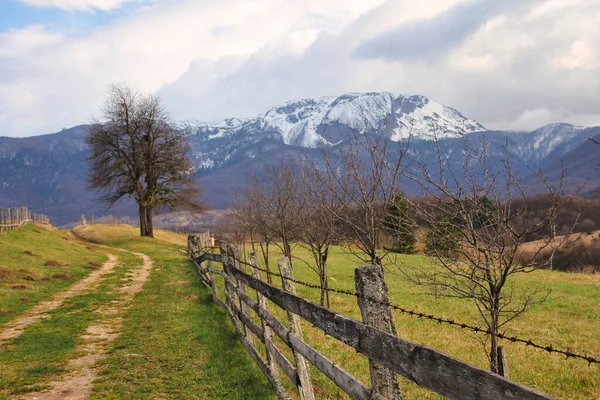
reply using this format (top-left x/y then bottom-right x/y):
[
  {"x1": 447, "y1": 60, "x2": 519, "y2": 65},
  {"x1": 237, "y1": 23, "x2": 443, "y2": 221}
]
[
  {"x1": 262, "y1": 96, "x2": 335, "y2": 147},
  {"x1": 187, "y1": 92, "x2": 486, "y2": 148},
  {"x1": 393, "y1": 98, "x2": 484, "y2": 141}
]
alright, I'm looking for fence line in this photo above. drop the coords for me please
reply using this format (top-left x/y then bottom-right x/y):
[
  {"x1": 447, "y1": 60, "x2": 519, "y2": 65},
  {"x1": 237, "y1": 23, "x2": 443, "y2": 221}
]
[
  {"x1": 188, "y1": 235, "x2": 556, "y2": 400},
  {"x1": 230, "y1": 254, "x2": 600, "y2": 366},
  {"x1": 0, "y1": 206, "x2": 50, "y2": 234}
]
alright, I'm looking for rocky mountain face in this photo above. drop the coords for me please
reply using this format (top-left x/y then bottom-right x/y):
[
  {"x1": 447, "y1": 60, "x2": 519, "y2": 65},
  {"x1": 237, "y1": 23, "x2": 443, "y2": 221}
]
[{"x1": 1, "y1": 92, "x2": 599, "y2": 225}]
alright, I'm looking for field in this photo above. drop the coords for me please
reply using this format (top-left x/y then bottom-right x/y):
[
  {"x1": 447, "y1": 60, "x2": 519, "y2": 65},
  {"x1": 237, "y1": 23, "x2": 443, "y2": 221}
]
[
  {"x1": 221, "y1": 242, "x2": 600, "y2": 399},
  {"x1": 0, "y1": 224, "x2": 598, "y2": 399}
]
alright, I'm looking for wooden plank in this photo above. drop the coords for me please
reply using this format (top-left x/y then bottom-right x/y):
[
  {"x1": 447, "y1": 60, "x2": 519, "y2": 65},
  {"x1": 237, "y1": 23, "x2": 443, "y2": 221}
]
[
  {"x1": 229, "y1": 245, "x2": 257, "y2": 347},
  {"x1": 266, "y1": 339, "x2": 299, "y2": 385},
  {"x1": 237, "y1": 309, "x2": 265, "y2": 343},
  {"x1": 229, "y1": 265, "x2": 556, "y2": 400},
  {"x1": 257, "y1": 304, "x2": 292, "y2": 348},
  {"x1": 222, "y1": 279, "x2": 292, "y2": 400},
  {"x1": 207, "y1": 267, "x2": 226, "y2": 277},
  {"x1": 288, "y1": 334, "x2": 383, "y2": 400}
]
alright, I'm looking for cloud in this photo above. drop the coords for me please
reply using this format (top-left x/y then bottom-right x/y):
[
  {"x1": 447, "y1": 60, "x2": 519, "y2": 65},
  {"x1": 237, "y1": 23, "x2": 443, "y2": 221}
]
[
  {"x1": 17, "y1": 0, "x2": 139, "y2": 12},
  {"x1": 353, "y1": 0, "x2": 503, "y2": 62},
  {"x1": 0, "y1": 0, "x2": 385, "y2": 136},
  {"x1": 1, "y1": 0, "x2": 600, "y2": 137},
  {"x1": 158, "y1": 0, "x2": 600, "y2": 132}
]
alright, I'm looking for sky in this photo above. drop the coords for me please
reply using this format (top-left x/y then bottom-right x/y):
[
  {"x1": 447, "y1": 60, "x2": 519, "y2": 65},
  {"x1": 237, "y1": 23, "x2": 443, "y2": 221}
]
[{"x1": 1, "y1": 0, "x2": 599, "y2": 137}]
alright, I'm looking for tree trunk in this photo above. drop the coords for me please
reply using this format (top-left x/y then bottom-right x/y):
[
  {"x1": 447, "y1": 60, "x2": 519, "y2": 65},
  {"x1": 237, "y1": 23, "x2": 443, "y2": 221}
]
[
  {"x1": 146, "y1": 207, "x2": 154, "y2": 238},
  {"x1": 138, "y1": 205, "x2": 147, "y2": 237},
  {"x1": 259, "y1": 241, "x2": 272, "y2": 284},
  {"x1": 322, "y1": 250, "x2": 330, "y2": 308},
  {"x1": 489, "y1": 312, "x2": 500, "y2": 373},
  {"x1": 318, "y1": 249, "x2": 330, "y2": 308}
]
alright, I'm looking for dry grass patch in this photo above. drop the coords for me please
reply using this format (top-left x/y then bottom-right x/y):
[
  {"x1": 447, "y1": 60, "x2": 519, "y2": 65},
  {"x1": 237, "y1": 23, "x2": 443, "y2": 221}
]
[{"x1": 73, "y1": 224, "x2": 188, "y2": 247}]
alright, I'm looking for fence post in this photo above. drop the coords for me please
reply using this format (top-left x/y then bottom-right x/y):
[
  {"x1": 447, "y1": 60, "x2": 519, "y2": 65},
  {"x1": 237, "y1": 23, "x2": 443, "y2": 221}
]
[
  {"x1": 227, "y1": 244, "x2": 256, "y2": 347},
  {"x1": 355, "y1": 265, "x2": 402, "y2": 400},
  {"x1": 249, "y1": 252, "x2": 279, "y2": 378},
  {"x1": 498, "y1": 346, "x2": 509, "y2": 378},
  {"x1": 278, "y1": 257, "x2": 315, "y2": 400},
  {"x1": 249, "y1": 251, "x2": 291, "y2": 399}
]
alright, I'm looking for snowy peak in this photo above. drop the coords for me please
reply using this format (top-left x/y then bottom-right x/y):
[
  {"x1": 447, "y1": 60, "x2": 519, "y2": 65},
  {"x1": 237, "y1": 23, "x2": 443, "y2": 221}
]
[
  {"x1": 526, "y1": 123, "x2": 586, "y2": 159},
  {"x1": 189, "y1": 92, "x2": 486, "y2": 148}
]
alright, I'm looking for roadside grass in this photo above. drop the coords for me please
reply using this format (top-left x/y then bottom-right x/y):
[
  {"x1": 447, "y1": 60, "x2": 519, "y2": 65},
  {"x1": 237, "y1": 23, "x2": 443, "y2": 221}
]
[
  {"x1": 222, "y1": 243, "x2": 600, "y2": 399},
  {"x1": 0, "y1": 224, "x2": 107, "y2": 326},
  {"x1": 0, "y1": 247, "x2": 141, "y2": 399},
  {"x1": 73, "y1": 225, "x2": 276, "y2": 399}
]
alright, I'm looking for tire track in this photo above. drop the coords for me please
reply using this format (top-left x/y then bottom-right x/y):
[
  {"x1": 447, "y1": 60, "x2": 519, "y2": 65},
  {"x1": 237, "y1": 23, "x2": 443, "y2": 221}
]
[
  {"x1": 0, "y1": 254, "x2": 119, "y2": 344},
  {"x1": 19, "y1": 251, "x2": 153, "y2": 400}
]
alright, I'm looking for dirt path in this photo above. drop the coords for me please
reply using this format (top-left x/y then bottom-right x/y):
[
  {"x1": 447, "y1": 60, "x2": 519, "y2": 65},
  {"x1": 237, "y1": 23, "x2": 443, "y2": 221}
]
[
  {"x1": 19, "y1": 251, "x2": 153, "y2": 400},
  {"x1": 0, "y1": 253, "x2": 119, "y2": 344}
]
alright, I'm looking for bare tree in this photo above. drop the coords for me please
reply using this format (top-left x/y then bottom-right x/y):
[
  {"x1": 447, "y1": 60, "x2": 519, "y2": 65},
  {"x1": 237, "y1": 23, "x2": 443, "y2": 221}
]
[
  {"x1": 239, "y1": 159, "x2": 304, "y2": 282},
  {"x1": 87, "y1": 84, "x2": 203, "y2": 237},
  {"x1": 295, "y1": 162, "x2": 338, "y2": 307},
  {"x1": 401, "y1": 136, "x2": 570, "y2": 373},
  {"x1": 312, "y1": 129, "x2": 411, "y2": 267}
]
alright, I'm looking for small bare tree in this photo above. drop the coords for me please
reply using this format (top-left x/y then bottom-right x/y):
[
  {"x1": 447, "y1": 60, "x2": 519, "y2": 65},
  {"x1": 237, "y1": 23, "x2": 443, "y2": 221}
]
[
  {"x1": 402, "y1": 136, "x2": 569, "y2": 373},
  {"x1": 241, "y1": 159, "x2": 304, "y2": 280},
  {"x1": 295, "y1": 161, "x2": 338, "y2": 307},
  {"x1": 312, "y1": 129, "x2": 411, "y2": 267}
]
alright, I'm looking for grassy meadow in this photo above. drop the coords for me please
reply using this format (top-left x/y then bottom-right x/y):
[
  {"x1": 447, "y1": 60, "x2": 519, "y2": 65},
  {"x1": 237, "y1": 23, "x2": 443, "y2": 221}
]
[
  {"x1": 1, "y1": 223, "x2": 598, "y2": 399},
  {"x1": 0, "y1": 224, "x2": 107, "y2": 325},
  {"x1": 224, "y1": 242, "x2": 600, "y2": 399}
]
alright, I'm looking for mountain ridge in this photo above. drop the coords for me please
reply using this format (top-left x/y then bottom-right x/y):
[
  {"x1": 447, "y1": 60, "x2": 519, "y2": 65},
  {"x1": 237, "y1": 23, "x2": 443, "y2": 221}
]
[{"x1": 0, "y1": 92, "x2": 598, "y2": 225}]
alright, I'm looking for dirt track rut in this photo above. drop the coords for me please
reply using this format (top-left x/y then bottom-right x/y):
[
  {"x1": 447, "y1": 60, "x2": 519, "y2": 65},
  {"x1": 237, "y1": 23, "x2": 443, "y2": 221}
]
[
  {"x1": 0, "y1": 253, "x2": 119, "y2": 344},
  {"x1": 14, "y1": 249, "x2": 154, "y2": 400}
]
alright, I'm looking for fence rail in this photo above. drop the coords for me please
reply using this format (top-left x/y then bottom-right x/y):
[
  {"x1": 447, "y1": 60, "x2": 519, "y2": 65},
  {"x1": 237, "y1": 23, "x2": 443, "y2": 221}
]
[
  {"x1": 188, "y1": 234, "x2": 555, "y2": 400},
  {"x1": 0, "y1": 206, "x2": 49, "y2": 234}
]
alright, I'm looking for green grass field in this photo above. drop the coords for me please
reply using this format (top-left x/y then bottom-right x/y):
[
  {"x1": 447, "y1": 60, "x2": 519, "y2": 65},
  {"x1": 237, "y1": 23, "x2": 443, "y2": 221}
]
[
  {"x1": 0, "y1": 224, "x2": 107, "y2": 325},
  {"x1": 1, "y1": 224, "x2": 598, "y2": 399},
  {"x1": 227, "y1": 242, "x2": 600, "y2": 399}
]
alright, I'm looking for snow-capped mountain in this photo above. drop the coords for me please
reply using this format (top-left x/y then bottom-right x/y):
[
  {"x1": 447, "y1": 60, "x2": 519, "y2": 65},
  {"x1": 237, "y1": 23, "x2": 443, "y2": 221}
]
[
  {"x1": 184, "y1": 92, "x2": 486, "y2": 172},
  {"x1": 187, "y1": 92, "x2": 485, "y2": 148}
]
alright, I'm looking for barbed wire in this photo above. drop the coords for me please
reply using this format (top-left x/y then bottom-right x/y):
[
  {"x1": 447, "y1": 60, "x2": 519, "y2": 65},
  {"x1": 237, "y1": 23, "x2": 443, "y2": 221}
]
[{"x1": 197, "y1": 249, "x2": 600, "y2": 366}]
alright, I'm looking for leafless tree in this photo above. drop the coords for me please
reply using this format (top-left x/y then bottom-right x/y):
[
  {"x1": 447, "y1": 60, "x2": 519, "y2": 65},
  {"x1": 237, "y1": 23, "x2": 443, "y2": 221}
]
[
  {"x1": 240, "y1": 159, "x2": 304, "y2": 281},
  {"x1": 401, "y1": 136, "x2": 571, "y2": 373},
  {"x1": 294, "y1": 162, "x2": 338, "y2": 307},
  {"x1": 312, "y1": 129, "x2": 411, "y2": 267},
  {"x1": 87, "y1": 84, "x2": 202, "y2": 237}
]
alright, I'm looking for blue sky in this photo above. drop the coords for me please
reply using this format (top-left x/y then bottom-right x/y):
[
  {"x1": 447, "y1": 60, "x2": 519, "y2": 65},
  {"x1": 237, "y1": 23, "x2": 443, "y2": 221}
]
[
  {"x1": 0, "y1": 0, "x2": 129, "y2": 32},
  {"x1": 1, "y1": 0, "x2": 599, "y2": 137}
]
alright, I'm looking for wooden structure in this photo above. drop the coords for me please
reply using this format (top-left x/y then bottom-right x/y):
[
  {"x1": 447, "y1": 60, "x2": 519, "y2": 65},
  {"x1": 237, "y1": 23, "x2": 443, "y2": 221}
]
[
  {"x1": 0, "y1": 206, "x2": 49, "y2": 234},
  {"x1": 188, "y1": 238, "x2": 555, "y2": 400}
]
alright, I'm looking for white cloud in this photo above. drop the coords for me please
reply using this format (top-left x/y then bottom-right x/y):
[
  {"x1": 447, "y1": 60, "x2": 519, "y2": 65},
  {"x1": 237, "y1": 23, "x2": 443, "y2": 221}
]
[
  {"x1": 0, "y1": 0, "x2": 385, "y2": 136},
  {"x1": 509, "y1": 108, "x2": 554, "y2": 131},
  {"x1": 18, "y1": 0, "x2": 139, "y2": 12},
  {"x1": 1, "y1": 0, "x2": 600, "y2": 137}
]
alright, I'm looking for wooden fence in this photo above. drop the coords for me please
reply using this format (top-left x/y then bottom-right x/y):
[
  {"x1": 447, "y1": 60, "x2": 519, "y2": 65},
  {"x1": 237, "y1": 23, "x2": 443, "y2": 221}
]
[
  {"x1": 0, "y1": 206, "x2": 50, "y2": 234},
  {"x1": 187, "y1": 234, "x2": 555, "y2": 400}
]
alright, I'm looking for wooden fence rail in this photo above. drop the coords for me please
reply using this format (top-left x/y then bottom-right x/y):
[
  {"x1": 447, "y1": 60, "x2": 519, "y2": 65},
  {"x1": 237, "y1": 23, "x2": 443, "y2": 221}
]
[
  {"x1": 188, "y1": 235, "x2": 555, "y2": 400},
  {"x1": 0, "y1": 206, "x2": 49, "y2": 234}
]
